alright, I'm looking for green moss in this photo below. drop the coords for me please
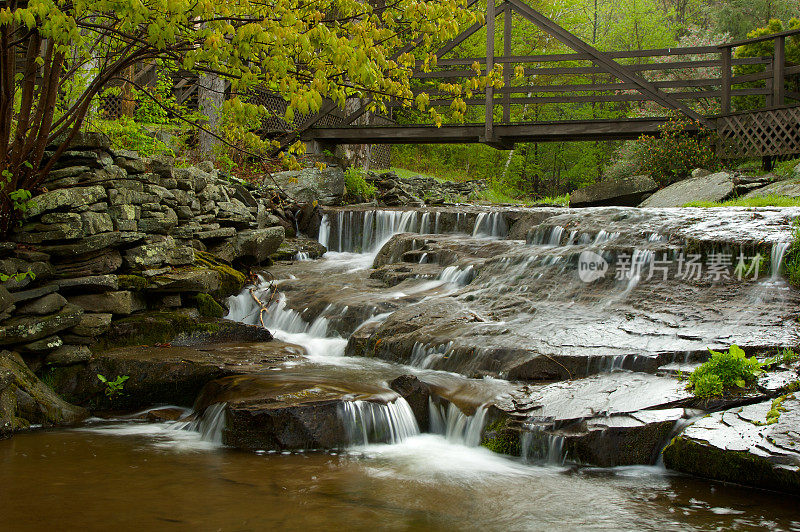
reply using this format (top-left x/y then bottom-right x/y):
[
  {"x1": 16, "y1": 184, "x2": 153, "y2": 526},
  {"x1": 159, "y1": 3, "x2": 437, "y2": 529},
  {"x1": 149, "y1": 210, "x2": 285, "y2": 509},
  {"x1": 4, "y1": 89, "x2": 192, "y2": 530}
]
[
  {"x1": 196, "y1": 293, "x2": 224, "y2": 318},
  {"x1": 93, "y1": 310, "x2": 226, "y2": 350},
  {"x1": 662, "y1": 435, "x2": 800, "y2": 493},
  {"x1": 118, "y1": 274, "x2": 149, "y2": 291},
  {"x1": 480, "y1": 417, "x2": 521, "y2": 456},
  {"x1": 194, "y1": 250, "x2": 247, "y2": 297}
]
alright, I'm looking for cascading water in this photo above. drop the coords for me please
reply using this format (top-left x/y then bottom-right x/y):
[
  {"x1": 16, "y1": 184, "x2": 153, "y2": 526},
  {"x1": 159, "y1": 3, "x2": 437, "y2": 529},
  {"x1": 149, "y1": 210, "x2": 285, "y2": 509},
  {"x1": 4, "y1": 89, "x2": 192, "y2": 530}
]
[
  {"x1": 429, "y1": 400, "x2": 489, "y2": 447},
  {"x1": 318, "y1": 208, "x2": 509, "y2": 254},
  {"x1": 770, "y1": 241, "x2": 792, "y2": 280},
  {"x1": 340, "y1": 399, "x2": 420, "y2": 445},
  {"x1": 520, "y1": 427, "x2": 567, "y2": 465},
  {"x1": 437, "y1": 265, "x2": 475, "y2": 286},
  {"x1": 173, "y1": 403, "x2": 228, "y2": 444}
]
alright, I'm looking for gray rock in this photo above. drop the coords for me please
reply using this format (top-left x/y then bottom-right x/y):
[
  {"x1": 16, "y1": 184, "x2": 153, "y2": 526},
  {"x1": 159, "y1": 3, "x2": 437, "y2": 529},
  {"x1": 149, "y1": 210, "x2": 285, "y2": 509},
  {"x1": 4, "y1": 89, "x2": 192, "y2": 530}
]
[
  {"x1": 147, "y1": 155, "x2": 175, "y2": 177},
  {"x1": 80, "y1": 211, "x2": 114, "y2": 235},
  {"x1": 67, "y1": 291, "x2": 145, "y2": 315},
  {"x1": 16, "y1": 293, "x2": 67, "y2": 315},
  {"x1": 663, "y1": 397, "x2": 800, "y2": 494},
  {"x1": 39, "y1": 232, "x2": 121, "y2": 257},
  {"x1": 691, "y1": 168, "x2": 712, "y2": 178},
  {"x1": 20, "y1": 334, "x2": 63, "y2": 353},
  {"x1": 14, "y1": 213, "x2": 83, "y2": 243},
  {"x1": 45, "y1": 345, "x2": 92, "y2": 366},
  {"x1": 53, "y1": 249, "x2": 122, "y2": 277},
  {"x1": 115, "y1": 156, "x2": 145, "y2": 174},
  {"x1": 71, "y1": 313, "x2": 113, "y2": 336},
  {"x1": 0, "y1": 304, "x2": 83, "y2": 345},
  {"x1": 10, "y1": 284, "x2": 58, "y2": 304},
  {"x1": 26, "y1": 186, "x2": 107, "y2": 218},
  {"x1": 639, "y1": 172, "x2": 734, "y2": 207},
  {"x1": 0, "y1": 350, "x2": 87, "y2": 435},
  {"x1": 56, "y1": 275, "x2": 118, "y2": 294},
  {"x1": 210, "y1": 227, "x2": 284, "y2": 265},
  {"x1": 124, "y1": 237, "x2": 177, "y2": 268},
  {"x1": 744, "y1": 177, "x2": 800, "y2": 199},
  {"x1": 272, "y1": 166, "x2": 345, "y2": 205},
  {"x1": 0, "y1": 286, "x2": 14, "y2": 313},
  {"x1": 570, "y1": 175, "x2": 658, "y2": 207}
]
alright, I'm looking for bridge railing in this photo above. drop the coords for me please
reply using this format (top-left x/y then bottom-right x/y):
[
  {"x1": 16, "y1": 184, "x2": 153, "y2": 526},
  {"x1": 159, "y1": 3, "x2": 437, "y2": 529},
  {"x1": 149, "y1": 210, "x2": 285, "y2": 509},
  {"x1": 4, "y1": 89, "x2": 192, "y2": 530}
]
[{"x1": 396, "y1": 41, "x2": 797, "y2": 125}]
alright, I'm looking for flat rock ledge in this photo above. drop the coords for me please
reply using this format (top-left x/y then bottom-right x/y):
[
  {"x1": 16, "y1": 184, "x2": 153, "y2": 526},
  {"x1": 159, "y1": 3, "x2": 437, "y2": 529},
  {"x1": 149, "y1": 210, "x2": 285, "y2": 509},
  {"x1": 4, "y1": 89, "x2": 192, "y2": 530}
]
[{"x1": 662, "y1": 396, "x2": 800, "y2": 494}]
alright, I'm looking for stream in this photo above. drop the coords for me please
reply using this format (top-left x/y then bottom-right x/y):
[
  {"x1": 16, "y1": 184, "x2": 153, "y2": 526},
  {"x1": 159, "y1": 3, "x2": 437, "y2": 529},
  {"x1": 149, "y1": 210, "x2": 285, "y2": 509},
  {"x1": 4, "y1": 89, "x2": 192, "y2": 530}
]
[{"x1": 2, "y1": 205, "x2": 799, "y2": 530}]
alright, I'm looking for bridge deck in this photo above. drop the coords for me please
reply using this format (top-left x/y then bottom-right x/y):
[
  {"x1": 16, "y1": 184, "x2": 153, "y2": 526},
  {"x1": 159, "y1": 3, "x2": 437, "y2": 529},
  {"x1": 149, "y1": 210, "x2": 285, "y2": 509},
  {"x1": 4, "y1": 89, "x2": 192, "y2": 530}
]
[{"x1": 304, "y1": 118, "x2": 676, "y2": 145}]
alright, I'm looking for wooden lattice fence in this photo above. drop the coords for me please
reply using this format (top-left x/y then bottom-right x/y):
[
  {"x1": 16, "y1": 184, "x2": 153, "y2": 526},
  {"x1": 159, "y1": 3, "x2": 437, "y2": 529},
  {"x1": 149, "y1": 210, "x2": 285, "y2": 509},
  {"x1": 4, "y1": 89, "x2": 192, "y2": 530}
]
[{"x1": 717, "y1": 106, "x2": 800, "y2": 158}]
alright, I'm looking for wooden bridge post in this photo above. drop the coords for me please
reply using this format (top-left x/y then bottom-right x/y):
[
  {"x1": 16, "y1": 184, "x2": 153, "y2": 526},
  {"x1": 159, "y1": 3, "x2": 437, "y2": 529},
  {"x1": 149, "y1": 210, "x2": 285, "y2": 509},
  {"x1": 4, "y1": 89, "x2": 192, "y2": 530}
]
[
  {"x1": 484, "y1": 0, "x2": 495, "y2": 141},
  {"x1": 502, "y1": 4, "x2": 512, "y2": 123},
  {"x1": 773, "y1": 35, "x2": 786, "y2": 108},
  {"x1": 721, "y1": 47, "x2": 731, "y2": 114}
]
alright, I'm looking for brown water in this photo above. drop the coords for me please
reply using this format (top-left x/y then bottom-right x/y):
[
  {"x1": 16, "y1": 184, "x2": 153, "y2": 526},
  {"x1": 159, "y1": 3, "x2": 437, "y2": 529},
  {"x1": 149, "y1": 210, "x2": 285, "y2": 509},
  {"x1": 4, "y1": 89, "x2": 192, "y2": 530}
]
[{"x1": 2, "y1": 423, "x2": 798, "y2": 531}]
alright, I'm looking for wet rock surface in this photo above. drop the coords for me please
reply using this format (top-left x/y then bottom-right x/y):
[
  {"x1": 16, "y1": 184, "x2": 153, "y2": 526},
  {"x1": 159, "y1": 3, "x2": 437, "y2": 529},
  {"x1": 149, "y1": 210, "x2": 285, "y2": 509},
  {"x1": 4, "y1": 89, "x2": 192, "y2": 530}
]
[
  {"x1": 46, "y1": 341, "x2": 304, "y2": 410},
  {"x1": 639, "y1": 172, "x2": 735, "y2": 207},
  {"x1": 663, "y1": 396, "x2": 800, "y2": 494},
  {"x1": 570, "y1": 175, "x2": 658, "y2": 207}
]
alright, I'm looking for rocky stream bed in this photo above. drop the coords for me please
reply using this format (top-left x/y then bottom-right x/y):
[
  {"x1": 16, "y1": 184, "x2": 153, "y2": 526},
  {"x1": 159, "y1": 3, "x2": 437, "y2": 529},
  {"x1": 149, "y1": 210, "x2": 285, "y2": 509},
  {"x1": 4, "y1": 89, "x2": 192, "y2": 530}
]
[{"x1": 2, "y1": 199, "x2": 800, "y2": 529}]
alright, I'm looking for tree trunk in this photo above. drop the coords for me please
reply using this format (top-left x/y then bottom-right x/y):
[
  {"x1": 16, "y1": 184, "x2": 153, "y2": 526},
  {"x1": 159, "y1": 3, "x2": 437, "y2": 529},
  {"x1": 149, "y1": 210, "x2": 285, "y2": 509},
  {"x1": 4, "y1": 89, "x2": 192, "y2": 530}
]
[{"x1": 198, "y1": 72, "x2": 226, "y2": 154}]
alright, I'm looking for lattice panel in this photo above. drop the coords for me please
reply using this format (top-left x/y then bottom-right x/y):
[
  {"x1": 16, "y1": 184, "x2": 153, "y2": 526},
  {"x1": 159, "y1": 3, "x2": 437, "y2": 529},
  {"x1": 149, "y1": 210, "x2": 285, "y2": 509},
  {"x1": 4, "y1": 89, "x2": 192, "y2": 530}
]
[{"x1": 717, "y1": 106, "x2": 800, "y2": 158}]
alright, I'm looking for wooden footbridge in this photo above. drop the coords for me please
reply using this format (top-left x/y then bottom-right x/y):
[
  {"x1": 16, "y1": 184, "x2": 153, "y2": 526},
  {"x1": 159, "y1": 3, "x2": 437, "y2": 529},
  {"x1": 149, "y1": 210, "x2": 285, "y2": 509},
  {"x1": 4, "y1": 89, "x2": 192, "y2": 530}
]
[{"x1": 286, "y1": 0, "x2": 800, "y2": 159}]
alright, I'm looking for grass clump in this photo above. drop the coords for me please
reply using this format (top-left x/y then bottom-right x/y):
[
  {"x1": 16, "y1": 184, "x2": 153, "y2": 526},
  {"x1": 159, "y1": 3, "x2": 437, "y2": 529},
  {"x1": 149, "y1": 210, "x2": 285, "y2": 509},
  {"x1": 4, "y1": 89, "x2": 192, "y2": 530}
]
[
  {"x1": 684, "y1": 195, "x2": 800, "y2": 208},
  {"x1": 784, "y1": 220, "x2": 800, "y2": 287},
  {"x1": 344, "y1": 167, "x2": 377, "y2": 200},
  {"x1": 688, "y1": 344, "x2": 763, "y2": 399}
]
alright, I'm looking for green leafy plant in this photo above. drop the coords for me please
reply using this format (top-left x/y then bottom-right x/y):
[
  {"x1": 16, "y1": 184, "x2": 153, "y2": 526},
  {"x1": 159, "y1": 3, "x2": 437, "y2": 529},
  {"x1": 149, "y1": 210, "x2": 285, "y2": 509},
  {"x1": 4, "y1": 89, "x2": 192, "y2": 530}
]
[
  {"x1": 688, "y1": 345, "x2": 763, "y2": 398},
  {"x1": 344, "y1": 167, "x2": 377, "y2": 200},
  {"x1": 94, "y1": 117, "x2": 174, "y2": 157},
  {"x1": 97, "y1": 374, "x2": 129, "y2": 399},
  {"x1": 629, "y1": 114, "x2": 719, "y2": 187},
  {"x1": 0, "y1": 270, "x2": 35, "y2": 283}
]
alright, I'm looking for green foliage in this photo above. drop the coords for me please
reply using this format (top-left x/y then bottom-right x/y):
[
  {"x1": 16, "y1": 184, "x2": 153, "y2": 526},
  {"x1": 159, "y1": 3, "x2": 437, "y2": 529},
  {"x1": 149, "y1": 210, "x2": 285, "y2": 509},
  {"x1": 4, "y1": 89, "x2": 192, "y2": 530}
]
[
  {"x1": 688, "y1": 345, "x2": 763, "y2": 398},
  {"x1": 134, "y1": 63, "x2": 178, "y2": 124},
  {"x1": 94, "y1": 117, "x2": 174, "y2": 157},
  {"x1": 0, "y1": 270, "x2": 35, "y2": 283},
  {"x1": 784, "y1": 220, "x2": 800, "y2": 287},
  {"x1": 684, "y1": 195, "x2": 800, "y2": 208},
  {"x1": 625, "y1": 114, "x2": 718, "y2": 186},
  {"x1": 344, "y1": 167, "x2": 377, "y2": 200},
  {"x1": 765, "y1": 394, "x2": 791, "y2": 424},
  {"x1": 96, "y1": 374, "x2": 129, "y2": 399}
]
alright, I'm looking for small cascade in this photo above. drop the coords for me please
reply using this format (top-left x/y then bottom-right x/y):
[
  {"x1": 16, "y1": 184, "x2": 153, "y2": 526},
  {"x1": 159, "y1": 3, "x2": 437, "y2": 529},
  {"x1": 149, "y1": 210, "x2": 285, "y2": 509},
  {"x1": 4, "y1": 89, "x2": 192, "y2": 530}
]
[
  {"x1": 173, "y1": 403, "x2": 228, "y2": 444},
  {"x1": 520, "y1": 426, "x2": 567, "y2": 465},
  {"x1": 472, "y1": 212, "x2": 508, "y2": 237},
  {"x1": 594, "y1": 230, "x2": 620, "y2": 244},
  {"x1": 340, "y1": 398, "x2": 420, "y2": 445},
  {"x1": 294, "y1": 251, "x2": 311, "y2": 261},
  {"x1": 623, "y1": 249, "x2": 654, "y2": 292},
  {"x1": 529, "y1": 225, "x2": 565, "y2": 247},
  {"x1": 319, "y1": 208, "x2": 509, "y2": 254},
  {"x1": 770, "y1": 241, "x2": 792, "y2": 280},
  {"x1": 429, "y1": 400, "x2": 488, "y2": 447},
  {"x1": 410, "y1": 341, "x2": 453, "y2": 368},
  {"x1": 438, "y1": 265, "x2": 475, "y2": 286}
]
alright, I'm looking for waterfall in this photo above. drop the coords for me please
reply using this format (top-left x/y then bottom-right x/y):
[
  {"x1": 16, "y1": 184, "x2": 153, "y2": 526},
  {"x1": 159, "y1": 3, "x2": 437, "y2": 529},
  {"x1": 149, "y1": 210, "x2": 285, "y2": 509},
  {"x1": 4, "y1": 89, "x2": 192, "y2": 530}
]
[
  {"x1": 173, "y1": 403, "x2": 228, "y2": 444},
  {"x1": 771, "y1": 241, "x2": 792, "y2": 280},
  {"x1": 529, "y1": 225, "x2": 565, "y2": 247},
  {"x1": 410, "y1": 341, "x2": 453, "y2": 368},
  {"x1": 520, "y1": 426, "x2": 567, "y2": 464},
  {"x1": 340, "y1": 398, "x2": 420, "y2": 445},
  {"x1": 472, "y1": 212, "x2": 508, "y2": 237},
  {"x1": 319, "y1": 209, "x2": 508, "y2": 254},
  {"x1": 429, "y1": 400, "x2": 489, "y2": 447},
  {"x1": 438, "y1": 265, "x2": 475, "y2": 286}
]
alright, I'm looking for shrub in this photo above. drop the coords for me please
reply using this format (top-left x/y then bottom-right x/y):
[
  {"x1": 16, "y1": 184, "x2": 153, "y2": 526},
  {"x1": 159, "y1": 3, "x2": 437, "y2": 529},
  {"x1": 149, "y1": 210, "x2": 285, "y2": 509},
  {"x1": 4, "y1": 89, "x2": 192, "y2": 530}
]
[
  {"x1": 688, "y1": 344, "x2": 763, "y2": 398},
  {"x1": 344, "y1": 167, "x2": 377, "y2": 200},
  {"x1": 608, "y1": 114, "x2": 718, "y2": 186}
]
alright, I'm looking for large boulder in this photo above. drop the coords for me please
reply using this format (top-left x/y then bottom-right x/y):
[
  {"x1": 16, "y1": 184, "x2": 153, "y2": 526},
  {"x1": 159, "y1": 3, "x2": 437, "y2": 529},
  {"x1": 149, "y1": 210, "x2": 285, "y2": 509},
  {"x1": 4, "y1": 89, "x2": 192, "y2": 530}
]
[
  {"x1": 663, "y1": 397, "x2": 800, "y2": 494},
  {"x1": 271, "y1": 166, "x2": 345, "y2": 205},
  {"x1": 570, "y1": 175, "x2": 658, "y2": 207},
  {"x1": 45, "y1": 340, "x2": 300, "y2": 410},
  {"x1": 194, "y1": 373, "x2": 401, "y2": 450},
  {"x1": 639, "y1": 171, "x2": 734, "y2": 207},
  {"x1": 0, "y1": 350, "x2": 87, "y2": 436},
  {"x1": 210, "y1": 226, "x2": 285, "y2": 265},
  {"x1": 744, "y1": 177, "x2": 800, "y2": 199}
]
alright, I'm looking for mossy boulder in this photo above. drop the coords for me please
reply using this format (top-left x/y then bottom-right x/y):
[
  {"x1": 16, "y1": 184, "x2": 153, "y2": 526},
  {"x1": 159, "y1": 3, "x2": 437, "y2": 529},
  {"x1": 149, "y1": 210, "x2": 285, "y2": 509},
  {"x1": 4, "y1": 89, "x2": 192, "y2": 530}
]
[
  {"x1": 96, "y1": 309, "x2": 272, "y2": 350},
  {"x1": 196, "y1": 293, "x2": 225, "y2": 318},
  {"x1": 662, "y1": 398, "x2": 800, "y2": 494},
  {"x1": 1, "y1": 350, "x2": 87, "y2": 437}
]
